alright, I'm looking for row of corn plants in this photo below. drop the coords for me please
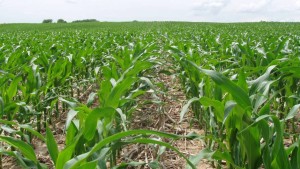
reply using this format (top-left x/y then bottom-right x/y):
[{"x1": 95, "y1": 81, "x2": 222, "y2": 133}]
[
  {"x1": 169, "y1": 26, "x2": 300, "y2": 168},
  {"x1": 0, "y1": 29, "x2": 196, "y2": 168}
]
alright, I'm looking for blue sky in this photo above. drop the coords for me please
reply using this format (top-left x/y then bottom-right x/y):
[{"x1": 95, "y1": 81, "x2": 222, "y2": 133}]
[{"x1": 0, "y1": 0, "x2": 300, "y2": 23}]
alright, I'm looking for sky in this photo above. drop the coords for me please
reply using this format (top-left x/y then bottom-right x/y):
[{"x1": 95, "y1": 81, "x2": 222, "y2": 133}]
[{"x1": 0, "y1": 0, "x2": 300, "y2": 23}]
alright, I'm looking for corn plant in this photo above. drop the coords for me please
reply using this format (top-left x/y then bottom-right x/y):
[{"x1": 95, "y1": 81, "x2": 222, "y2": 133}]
[{"x1": 170, "y1": 33, "x2": 300, "y2": 168}]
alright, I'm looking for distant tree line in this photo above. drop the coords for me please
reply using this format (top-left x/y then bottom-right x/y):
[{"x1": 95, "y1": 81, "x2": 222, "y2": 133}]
[
  {"x1": 42, "y1": 19, "x2": 99, "y2": 23},
  {"x1": 57, "y1": 19, "x2": 67, "y2": 23},
  {"x1": 42, "y1": 19, "x2": 53, "y2": 23},
  {"x1": 71, "y1": 19, "x2": 98, "y2": 23}
]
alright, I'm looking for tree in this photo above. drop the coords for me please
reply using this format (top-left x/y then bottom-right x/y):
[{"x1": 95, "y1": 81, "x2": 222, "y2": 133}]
[
  {"x1": 57, "y1": 19, "x2": 67, "y2": 23},
  {"x1": 72, "y1": 19, "x2": 98, "y2": 23},
  {"x1": 42, "y1": 19, "x2": 53, "y2": 23}
]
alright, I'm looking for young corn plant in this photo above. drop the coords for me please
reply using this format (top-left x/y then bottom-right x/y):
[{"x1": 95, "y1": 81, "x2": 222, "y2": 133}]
[
  {"x1": 180, "y1": 60, "x2": 300, "y2": 169},
  {"x1": 44, "y1": 42, "x2": 197, "y2": 169}
]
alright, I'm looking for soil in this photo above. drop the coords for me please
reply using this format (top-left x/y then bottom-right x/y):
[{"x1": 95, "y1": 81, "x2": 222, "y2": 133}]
[{"x1": 119, "y1": 62, "x2": 213, "y2": 169}]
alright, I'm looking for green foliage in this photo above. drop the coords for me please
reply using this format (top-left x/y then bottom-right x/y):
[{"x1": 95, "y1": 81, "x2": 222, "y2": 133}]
[
  {"x1": 42, "y1": 19, "x2": 53, "y2": 23},
  {"x1": 1, "y1": 22, "x2": 300, "y2": 168},
  {"x1": 57, "y1": 19, "x2": 67, "y2": 23},
  {"x1": 71, "y1": 19, "x2": 98, "y2": 23},
  {"x1": 168, "y1": 24, "x2": 300, "y2": 168}
]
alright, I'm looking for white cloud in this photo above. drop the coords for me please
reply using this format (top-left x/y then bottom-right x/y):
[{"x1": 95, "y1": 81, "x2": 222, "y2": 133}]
[
  {"x1": 65, "y1": 0, "x2": 77, "y2": 4},
  {"x1": 294, "y1": 0, "x2": 300, "y2": 10},
  {"x1": 296, "y1": 2, "x2": 300, "y2": 9},
  {"x1": 234, "y1": 0, "x2": 300, "y2": 13},
  {"x1": 274, "y1": 0, "x2": 300, "y2": 11},
  {"x1": 0, "y1": 0, "x2": 5, "y2": 5},
  {"x1": 237, "y1": 0, "x2": 271, "y2": 13},
  {"x1": 192, "y1": 0, "x2": 230, "y2": 14}
]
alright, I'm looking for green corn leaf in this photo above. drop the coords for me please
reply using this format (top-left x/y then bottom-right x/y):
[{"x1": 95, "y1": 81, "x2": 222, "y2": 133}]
[
  {"x1": 238, "y1": 114, "x2": 291, "y2": 168},
  {"x1": 77, "y1": 161, "x2": 98, "y2": 169},
  {"x1": 56, "y1": 132, "x2": 83, "y2": 169},
  {"x1": 59, "y1": 97, "x2": 77, "y2": 108},
  {"x1": 64, "y1": 130, "x2": 184, "y2": 169},
  {"x1": 99, "y1": 79, "x2": 112, "y2": 105},
  {"x1": 248, "y1": 65, "x2": 276, "y2": 95},
  {"x1": 0, "y1": 119, "x2": 17, "y2": 125},
  {"x1": 66, "y1": 147, "x2": 110, "y2": 169},
  {"x1": 140, "y1": 77, "x2": 156, "y2": 90},
  {"x1": 258, "y1": 102, "x2": 270, "y2": 116},
  {"x1": 1, "y1": 125, "x2": 17, "y2": 134},
  {"x1": 186, "y1": 148, "x2": 214, "y2": 169},
  {"x1": 7, "y1": 76, "x2": 22, "y2": 101},
  {"x1": 1, "y1": 149, "x2": 47, "y2": 168},
  {"x1": 223, "y1": 101, "x2": 237, "y2": 125},
  {"x1": 83, "y1": 107, "x2": 115, "y2": 140},
  {"x1": 259, "y1": 120, "x2": 271, "y2": 146},
  {"x1": 180, "y1": 97, "x2": 199, "y2": 122},
  {"x1": 284, "y1": 104, "x2": 300, "y2": 121},
  {"x1": 0, "y1": 136, "x2": 37, "y2": 163},
  {"x1": 57, "y1": 145, "x2": 78, "y2": 169},
  {"x1": 253, "y1": 80, "x2": 276, "y2": 113},
  {"x1": 238, "y1": 126, "x2": 261, "y2": 169},
  {"x1": 94, "y1": 66, "x2": 101, "y2": 75},
  {"x1": 46, "y1": 124, "x2": 59, "y2": 165},
  {"x1": 19, "y1": 124, "x2": 45, "y2": 142},
  {"x1": 187, "y1": 60, "x2": 252, "y2": 110},
  {"x1": 86, "y1": 92, "x2": 97, "y2": 107},
  {"x1": 237, "y1": 68, "x2": 248, "y2": 93},
  {"x1": 149, "y1": 160, "x2": 160, "y2": 169},
  {"x1": 65, "y1": 121, "x2": 78, "y2": 146},
  {"x1": 116, "y1": 108, "x2": 127, "y2": 131},
  {"x1": 290, "y1": 147, "x2": 299, "y2": 169},
  {"x1": 274, "y1": 38, "x2": 288, "y2": 55},
  {"x1": 125, "y1": 61, "x2": 153, "y2": 78},
  {"x1": 0, "y1": 96, "x2": 3, "y2": 117},
  {"x1": 279, "y1": 66, "x2": 300, "y2": 78},
  {"x1": 270, "y1": 117, "x2": 291, "y2": 169},
  {"x1": 238, "y1": 115, "x2": 272, "y2": 134},
  {"x1": 63, "y1": 152, "x2": 92, "y2": 169},
  {"x1": 200, "y1": 96, "x2": 224, "y2": 122},
  {"x1": 262, "y1": 144, "x2": 272, "y2": 169},
  {"x1": 213, "y1": 150, "x2": 243, "y2": 169},
  {"x1": 65, "y1": 109, "x2": 78, "y2": 130},
  {"x1": 106, "y1": 77, "x2": 136, "y2": 108}
]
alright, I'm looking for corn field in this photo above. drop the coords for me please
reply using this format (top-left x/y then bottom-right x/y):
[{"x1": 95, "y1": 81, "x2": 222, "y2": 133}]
[{"x1": 0, "y1": 22, "x2": 300, "y2": 169}]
